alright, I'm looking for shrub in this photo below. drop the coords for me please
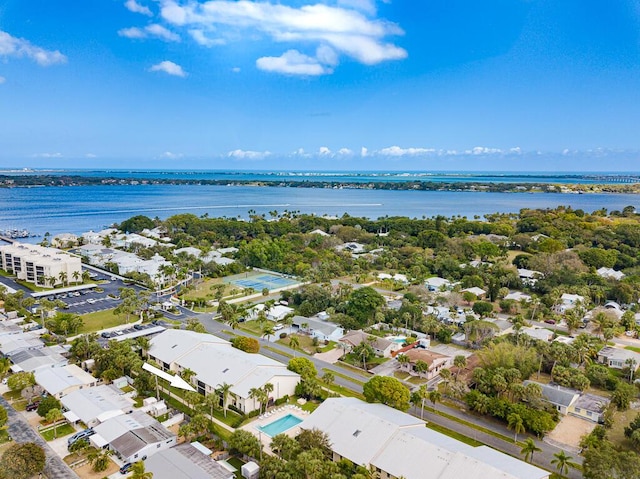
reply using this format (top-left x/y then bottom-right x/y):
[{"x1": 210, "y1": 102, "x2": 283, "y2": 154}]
[
  {"x1": 279, "y1": 332, "x2": 287, "y2": 339},
  {"x1": 231, "y1": 336, "x2": 260, "y2": 353}
]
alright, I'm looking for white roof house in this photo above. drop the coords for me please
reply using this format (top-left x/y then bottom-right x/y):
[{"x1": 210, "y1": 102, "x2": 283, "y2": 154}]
[
  {"x1": 291, "y1": 316, "x2": 344, "y2": 342},
  {"x1": 520, "y1": 327, "x2": 554, "y2": 343},
  {"x1": 60, "y1": 384, "x2": 134, "y2": 427},
  {"x1": 174, "y1": 246, "x2": 202, "y2": 257},
  {"x1": 517, "y1": 269, "x2": 543, "y2": 285},
  {"x1": 425, "y1": 277, "x2": 452, "y2": 291},
  {"x1": 148, "y1": 330, "x2": 300, "y2": 414},
  {"x1": 559, "y1": 293, "x2": 585, "y2": 310},
  {"x1": 461, "y1": 287, "x2": 486, "y2": 298},
  {"x1": 35, "y1": 364, "x2": 98, "y2": 399},
  {"x1": 598, "y1": 346, "x2": 640, "y2": 370},
  {"x1": 145, "y1": 443, "x2": 234, "y2": 479},
  {"x1": 504, "y1": 291, "x2": 532, "y2": 302},
  {"x1": 9, "y1": 347, "x2": 67, "y2": 373},
  {"x1": 267, "y1": 304, "x2": 294, "y2": 322},
  {"x1": 597, "y1": 267, "x2": 625, "y2": 281},
  {"x1": 91, "y1": 410, "x2": 176, "y2": 464},
  {"x1": 299, "y1": 398, "x2": 549, "y2": 479}
]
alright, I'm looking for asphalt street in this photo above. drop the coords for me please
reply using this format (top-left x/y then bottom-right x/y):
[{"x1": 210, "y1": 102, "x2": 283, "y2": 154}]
[{"x1": 0, "y1": 395, "x2": 78, "y2": 479}]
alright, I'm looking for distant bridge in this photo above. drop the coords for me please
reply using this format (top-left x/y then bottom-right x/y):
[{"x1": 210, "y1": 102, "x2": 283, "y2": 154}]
[{"x1": 587, "y1": 175, "x2": 640, "y2": 183}]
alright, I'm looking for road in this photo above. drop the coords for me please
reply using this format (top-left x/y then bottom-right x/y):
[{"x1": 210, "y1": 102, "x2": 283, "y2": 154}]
[
  {"x1": 0, "y1": 395, "x2": 78, "y2": 479},
  {"x1": 193, "y1": 312, "x2": 583, "y2": 477}
]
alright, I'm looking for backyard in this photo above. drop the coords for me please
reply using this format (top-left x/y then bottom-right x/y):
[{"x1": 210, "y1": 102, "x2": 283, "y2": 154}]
[{"x1": 78, "y1": 308, "x2": 127, "y2": 333}]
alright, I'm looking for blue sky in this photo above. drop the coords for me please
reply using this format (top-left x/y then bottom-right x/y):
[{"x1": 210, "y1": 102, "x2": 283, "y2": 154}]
[{"x1": 1, "y1": 0, "x2": 640, "y2": 171}]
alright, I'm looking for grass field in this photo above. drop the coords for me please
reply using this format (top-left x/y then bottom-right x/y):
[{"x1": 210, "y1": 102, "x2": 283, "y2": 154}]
[
  {"x1": 79, "y1": 309, "x2": 126, "y2": 333},
  {"x1": 607, "y1": 408, "x2": 637, "y2": 450},
  {"x1": 41, "y1": 423, "x2": 75, "y2": 441}
]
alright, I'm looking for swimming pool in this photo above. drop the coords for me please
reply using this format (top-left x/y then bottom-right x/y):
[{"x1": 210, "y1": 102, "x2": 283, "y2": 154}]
[
  {"x1": 386, "y1": 335, "x2": 407, "y2": 344},
  {"x1": 258, "y1": 414, "x2": 303, "y2": 437}
]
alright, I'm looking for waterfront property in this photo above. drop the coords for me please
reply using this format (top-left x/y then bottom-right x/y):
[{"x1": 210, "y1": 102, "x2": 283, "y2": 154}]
[
  {"x1": 147, "y1": 329, "x2": 300, "y2": 414},
  {"x1": 299, "y1": 398, "x2": 550, "y2": 479},
  {"x1": 0, "y1": 242, "x2": 82, "y2": 288}
]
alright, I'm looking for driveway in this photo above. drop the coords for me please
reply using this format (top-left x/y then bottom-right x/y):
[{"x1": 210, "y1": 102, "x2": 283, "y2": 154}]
[
  {"x1": 0, "y1": 395, "x2": 78, "y2": 479},
  {"x1": 313, "y1": 347, "x2": 344, "y2": 364}
]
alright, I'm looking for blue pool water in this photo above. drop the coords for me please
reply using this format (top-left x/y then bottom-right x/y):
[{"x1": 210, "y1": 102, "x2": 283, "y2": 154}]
[
  {"x1": 258, "y1": 414, "x2": 303, "y2": 437},
  {"x1": 387, "y1": 336, "x2": 407, "y2": 344}
]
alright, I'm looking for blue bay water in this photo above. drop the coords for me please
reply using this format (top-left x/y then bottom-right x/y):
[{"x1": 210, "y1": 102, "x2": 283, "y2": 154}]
[{"x1": 0, "y1": 183, "x2": 638, "y2": 240}]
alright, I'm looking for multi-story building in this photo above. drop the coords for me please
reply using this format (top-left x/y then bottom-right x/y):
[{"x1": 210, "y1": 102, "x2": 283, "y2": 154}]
[{"x1": 0, "y1": 242, "x2": 82, "y2": 288}]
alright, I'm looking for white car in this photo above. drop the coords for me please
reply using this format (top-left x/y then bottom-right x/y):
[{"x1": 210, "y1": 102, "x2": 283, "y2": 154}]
[{"x1": 273, "y1": 324, "x2": 284, "y2": 331}]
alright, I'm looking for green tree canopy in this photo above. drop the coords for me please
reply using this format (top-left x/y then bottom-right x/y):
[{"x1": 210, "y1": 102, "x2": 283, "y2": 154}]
[
  {"x1": 363, "y1": 376, "x2": 411, "y2": 411},
  {"x1": 0, "y1": 442, "x2": 46, "y2": 479}
]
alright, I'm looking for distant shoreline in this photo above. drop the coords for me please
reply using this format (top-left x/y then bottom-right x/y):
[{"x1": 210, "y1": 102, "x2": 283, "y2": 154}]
[{"x1": 0, "y1": 174, "x2": 639, "y2": 194}]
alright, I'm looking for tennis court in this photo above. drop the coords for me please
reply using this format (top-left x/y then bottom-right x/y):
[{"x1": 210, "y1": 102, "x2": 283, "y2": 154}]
[{"x1": 227, "y1": 272, "x2": 299, "y2": 291}]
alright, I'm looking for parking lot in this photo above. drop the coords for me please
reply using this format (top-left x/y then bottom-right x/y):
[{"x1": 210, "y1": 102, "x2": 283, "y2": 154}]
[{"x1": 34, "y1": 269, "x2": 148, "y2": 316}]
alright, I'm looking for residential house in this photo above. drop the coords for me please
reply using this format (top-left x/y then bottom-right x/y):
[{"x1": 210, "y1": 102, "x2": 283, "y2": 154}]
[
  {"x1": 556, "y1": 294, "x2": 585, "y2": 313},
  {"x1": 9, "y1": 347, "x2": 67, "y2": 373},
  {"x1": 400, "y1": 349, "x2": 453, "y2": 380},
  {"x1": 461, "y1": 287, "x2": 486, "y2": 298},
  {"x1": 90, "y1": 410, "x2": 176, "y2": 463},
  {"x1": 299, "y1": 398, "x2": 550, "y2": 479},
  {"x1": 339, "y1": 330, "x2": 400, "y2": 358},
  {"x1": 520, "y1": 327, "x2": 554, "y2": 343},
  {"x1": 60, "y1": 384, "x2": 135, "y2": 427},
  {"x1": 147, "y1": 330, "x2": 299, "y2": 414},
  {"x1": 291, "y1": 316, "x2": 344, "y2": 342},
  {"x1": 597, "y1": 346, "x2": 640, "y2": 370},
  {"x1": 34, "y1": 364, "x2": 98, "y2": 399},
  {"x1": 517, "y1": 269, "x2": 543, "y2": 286},
  {"x1": 597, "y1": 267, "x2": 625, "y2": 281},
  {"x1": 525, "y1": 381, "x2": 610, "y2": 423},
  {"x1": 145, "y1": 443, "x2": 235, "y2": 479},
  {"x1": 504, "y1": 291, "x2": 532, "y2": 303},
  {"x1": 425, "y1": 277, "x2": 451, "y2": 292}
]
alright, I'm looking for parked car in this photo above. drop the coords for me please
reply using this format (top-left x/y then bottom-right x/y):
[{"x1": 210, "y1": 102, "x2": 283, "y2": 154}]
[
  {"x1": 68, "y1": 428, "x2": 95, "y2": 447},
  {"x1": 120, "y1": 463, "x2": 133, "y2": 474},
  {"x1": 26, "y1": 401, "x2": 40, "y2": 412},
  {"x1": 544, "y1": 319, "x2": 556, "y2": 325}
]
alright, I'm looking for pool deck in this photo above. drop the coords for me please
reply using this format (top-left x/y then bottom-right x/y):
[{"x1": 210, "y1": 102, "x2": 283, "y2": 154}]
[{"x1": 241, "y1": 404, "x2": 309, "y2": 454}]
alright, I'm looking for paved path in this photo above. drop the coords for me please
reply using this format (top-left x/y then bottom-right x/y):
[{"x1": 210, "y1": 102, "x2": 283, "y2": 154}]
[{"x1": 0, "y1": 396, "x2": 78, "y2": 479}]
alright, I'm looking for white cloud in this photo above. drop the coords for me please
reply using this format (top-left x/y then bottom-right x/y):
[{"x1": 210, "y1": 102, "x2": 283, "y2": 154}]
[
  {"x1": 509, "y1": 147, "x2": 522, "y2": 154},
  {"x1": 377, "y1": 146, "x2": 434, "y2": 156},
  {"x1": 318, "y1": 146, "x2": 332, "y2": 156},
  {"x1": 232, "y1": 66, "x2": 241, "y2": 73},
  {"x1": 32, "y1": 152, "x2": 63, "y2": 158},
  {"x1": 85, "y1": 153, "x2": 97, "y2": 158},
  {"x1": 125, "y1": 0, "x2": 153, "y2": 16},
  {"x1": 119, "y1": 24, "x2": 180, "y2": 42},
  {"x1": 149, "y1": 60, "x2": 187, "y2": 77},
  {"x1": 159, "y1": 0, "x2": 406, "y2": 74},
  {"x1": 337, "y1": 0, "x2": 377, "y2": 15},
  {"x1": 361, "y1": 146, "x2": 368, "y2": 157},
  {"x1": 338, "y1": 147, "x2": 353, "y2": 155},
  {"x1": 161, "y1": 151, "x2": 184, "y2": 159},
  {"x1": 227, "y1": 149, "x2": 271, "y2": 160},
  {"x1": 0, "y1": 30, "x2": 66, "y2": 66},
  {"x1": 468, "y1": 146, "x2": 502, "y2": 155},
  {"x1": 257, "y1": 49, "x2": 331, "y2": 76},
  {"x1": 189, "y1": 29, "x2": 225, "y2": 46},
  {"x1": 0, "y1": 76, "x2": 5, "y2": 84}
]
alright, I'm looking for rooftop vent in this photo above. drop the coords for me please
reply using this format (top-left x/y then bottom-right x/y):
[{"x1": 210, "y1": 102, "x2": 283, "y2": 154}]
[{"x1": 353, "y1": 430, "x2": 362, "y2": 437}]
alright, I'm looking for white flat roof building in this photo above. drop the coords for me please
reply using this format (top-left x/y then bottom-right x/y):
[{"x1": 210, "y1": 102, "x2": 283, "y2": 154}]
[
  {"x1": 0, "y1": 242, "x2": 82, "y2": 288},
  {"x1": 60, "y1": 384, "x2": 134, "y2": 427},
  {"x1": 300, "y1": 398, "x2": 549, "y2": 479},
  {"x1": 35, "y1": 364, "x2": 98, "y2": 399},
  {"x1": 148, "y1": 330, "x2": 299, "y2": 414}
]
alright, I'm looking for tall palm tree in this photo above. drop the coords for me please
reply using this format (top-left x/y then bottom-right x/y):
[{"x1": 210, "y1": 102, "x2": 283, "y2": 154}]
[
  {"x1": 216, "y1": 382, "x2": 232, "y2": 417},
  {"x1": 453, "y1": 355, "x2": 467, "y2": 381},
  {"x1": 289, "y1": 335, "x2": 300, "y2": 356},
  {"x1": 262, "y1": 324, "x2": 275, "y2": 342},
  {"x1": 72, "y1": 270, "x2": 81, "y2": 284},
  {"x1": 58, "y1": 271, "x2": 68, "y2": 287},
  {"x1": 520, "y1": 438, "x2": 541, "y2": 463},
  {"x1": 551, "y1": 451, "x2": 578, "y2": 475},
  {"x1": 428, "y1": 390, "x2": 441, "y2": 410},
  {"x1": 130, "y1": 460, "x2": 153, "y2": 479},
  {"x1": 46, "y1": 408, "x2": 64, "y2": 439},
  {"x1": 507, "y1": 412, "x2": 525, "y2": 443},
  {"x1": 396, "y1": 354, "x2": 411, "y2": 372}
]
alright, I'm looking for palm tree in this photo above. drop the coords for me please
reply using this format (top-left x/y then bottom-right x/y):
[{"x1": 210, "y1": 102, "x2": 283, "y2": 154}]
[
  {"x1": 453, "y1": 355, "x2": 467, "y2": 381},
  {"x1": 216, "y1": 382, "x2": 232, "y2": 417},
  {"x1": 262, "y1": 324, "x2": 275, "y2": 342},
  {"x1": 507, "y1": 412, "x2": 525, "y2": 443},
  {"x1": 81, "y1": 270, "x2": 91, "y2": 283},
  {"x1": 72, "y1": 270, "x2": 81, "y2": 284},
  {"x1": 417, "y1": 385, "x2": 428, "y2": 419},
  {"x1": 289, "y1": 335, "x2": 300, "y2": 356},
  {"x1": 87, "y1": 448, "x2": 112, "y2": 473},
  {"x1": 428, "y1": 390, "x2": 441, "y2": 410},
  {"x1": 322, "y1": 371, "x2": 334, "y2": 388},
  {"x1": 46, "y1": 408, "x2": 64, "y2": 438},
  {"x1": 397, "y1": 354, "x2": 411, "y2": 372},
  {"x1": 520, "y1": 438, "x2": 541, "y2": 463},
  {"x1": 130, "y1": 461, "x2": 153, "y2": 479},
  {"x1": 180, "y1": 368, "x2": 197, "y2": 384},
  {"x1": 203, "y1": 393, "x2": 219, "y2": 419},
  {"x1": 551, "y1": 451, "x2": 578, "y2": 475},
  {"x1": 58, "y1": 271, "x2": 68, "y2": 287}
]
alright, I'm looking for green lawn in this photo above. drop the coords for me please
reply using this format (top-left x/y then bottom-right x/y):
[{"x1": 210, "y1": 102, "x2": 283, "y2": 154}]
[
  {"x1": 607, "y1": 408, "x2": 637, "y2": 450},
  {"x1": 227, "y1": 456, "x2": 245, "y2": 479},
  {"x1": 426, "y1": 423, "x2": 483, "y2": 447},
  {"x1": 78, "y1": 309, "x2": 127, "y2": 333},
  {"x1": 278, "y1": 334, "x2": 317, "y2": 355},
  {"x1": 625, "y1": 346, "x2": 640, "y2": 354},
  {"x1": 41, "y1": 423, "x2": 75, "y2": 441}
]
